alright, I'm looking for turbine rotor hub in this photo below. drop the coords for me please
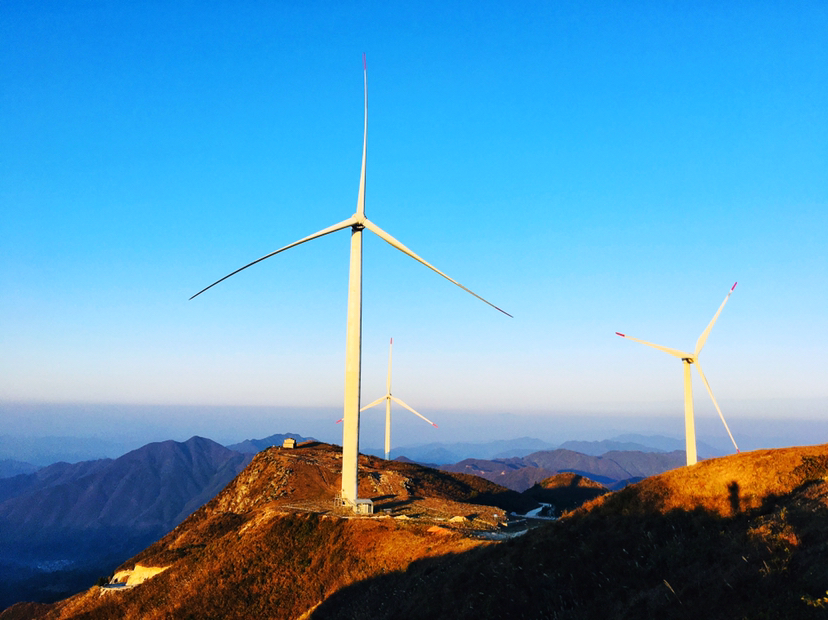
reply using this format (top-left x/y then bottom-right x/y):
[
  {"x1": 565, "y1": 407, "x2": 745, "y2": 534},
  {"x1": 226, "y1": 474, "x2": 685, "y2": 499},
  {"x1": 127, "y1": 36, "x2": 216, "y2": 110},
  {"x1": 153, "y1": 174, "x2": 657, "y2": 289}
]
[{"x1": 351, "y1": 213, "x2": 366, "y2": 231}]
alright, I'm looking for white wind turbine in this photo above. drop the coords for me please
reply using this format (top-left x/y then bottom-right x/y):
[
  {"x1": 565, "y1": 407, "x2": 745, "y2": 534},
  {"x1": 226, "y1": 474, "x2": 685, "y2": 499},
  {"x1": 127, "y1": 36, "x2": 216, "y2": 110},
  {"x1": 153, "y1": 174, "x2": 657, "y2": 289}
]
[
  {"x1": 616, "y1": 282, "x2": 740, "y2": 466},
  {"x1": 191, "y1": 55, "x2": 510, "y2": 511},
  {"x1": 360, "y1": 338, "x2": 437, "y2": 461}
]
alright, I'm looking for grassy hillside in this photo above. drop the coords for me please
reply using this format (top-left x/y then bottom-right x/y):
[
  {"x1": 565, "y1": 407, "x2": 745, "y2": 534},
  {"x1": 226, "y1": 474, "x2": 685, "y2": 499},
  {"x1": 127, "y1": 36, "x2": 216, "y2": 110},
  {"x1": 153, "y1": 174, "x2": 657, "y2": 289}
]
[
  {"x1": 2, "y1": 442, "x2": 529, "y2": 619},
  {"x1": 315, "y1": 445, "x2": 828, "y2": 619},
  {"x1": 8, "y1": 443, "x2": 828, "y2": 619}
]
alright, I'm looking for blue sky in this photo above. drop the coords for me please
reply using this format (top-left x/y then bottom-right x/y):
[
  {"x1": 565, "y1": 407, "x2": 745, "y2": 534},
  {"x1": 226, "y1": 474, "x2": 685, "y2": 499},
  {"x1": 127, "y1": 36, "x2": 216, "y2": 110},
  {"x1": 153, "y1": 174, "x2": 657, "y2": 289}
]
[{"x1": 2, "y1": 1, "x2": 826, "y2": 449}]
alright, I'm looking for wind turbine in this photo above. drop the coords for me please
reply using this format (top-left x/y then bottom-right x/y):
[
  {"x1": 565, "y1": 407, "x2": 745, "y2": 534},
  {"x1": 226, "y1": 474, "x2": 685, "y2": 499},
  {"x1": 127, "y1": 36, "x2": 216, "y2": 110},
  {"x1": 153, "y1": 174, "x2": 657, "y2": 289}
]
[
  {"x1": 616, "y1": 282, "x2": 740, "y2": 466},
  {"x1": 361, "y1": 338, "x2": 437, "y2": 461},
  {"x1": 191, "y1": 55, "x2": 510, "y2": 511}
]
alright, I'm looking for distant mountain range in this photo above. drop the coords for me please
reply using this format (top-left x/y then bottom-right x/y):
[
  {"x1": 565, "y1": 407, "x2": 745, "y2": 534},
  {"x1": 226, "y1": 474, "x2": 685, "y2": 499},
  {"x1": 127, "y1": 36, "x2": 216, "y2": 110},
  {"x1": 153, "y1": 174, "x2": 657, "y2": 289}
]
[
  {"x1": 388, "y1": 434, "x2": 725, "y2": 464},
  {"x1": 0, "y1": 435, "x2": 131, "y2": 468},
  {"x1": 226, "y1": 432, "x2": 315, "y2": 453},
  {"x1": 385, "y1": 437, "x2": 557, "y2": 463},
  {"x1": 0, "y1": 437, "x2": 251, "y2": 610},
  {"x1": 0, "y1": 459, "x2": 37, "y2": 479},
  {"x1": 439, "y1": 449, "x2": 686, "y2": 491}
]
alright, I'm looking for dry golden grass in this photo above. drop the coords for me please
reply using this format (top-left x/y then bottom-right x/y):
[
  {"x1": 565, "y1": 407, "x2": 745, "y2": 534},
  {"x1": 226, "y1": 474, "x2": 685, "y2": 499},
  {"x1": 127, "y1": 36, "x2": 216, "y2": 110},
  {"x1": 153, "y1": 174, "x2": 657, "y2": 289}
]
[
  {"x1": 7, "y1": 442, "x2": 519, "y2": 620},
  {"x1": 312, "y1": 444, "x2": 828, "y2": 620},
  {"x1": 10, "y1": 442, "x2": 828, "y2": 620},
  {"x1": 579, "y1": 443, "x2": 828, "y2": 518}
]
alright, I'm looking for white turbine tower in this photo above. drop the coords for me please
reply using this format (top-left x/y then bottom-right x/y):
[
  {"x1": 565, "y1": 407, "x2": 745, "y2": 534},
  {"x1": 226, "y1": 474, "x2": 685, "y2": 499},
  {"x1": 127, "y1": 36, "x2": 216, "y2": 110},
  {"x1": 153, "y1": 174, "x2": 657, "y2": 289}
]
[
  {"x1": 361, "y1": 338, "x2": 437, "y2": 461},
  {"x1": 191, "y1": 55, "x2": 510, "y2": 512},
  {"x1": 616, "y1": 282, "x2": 740, "y2": 466}
]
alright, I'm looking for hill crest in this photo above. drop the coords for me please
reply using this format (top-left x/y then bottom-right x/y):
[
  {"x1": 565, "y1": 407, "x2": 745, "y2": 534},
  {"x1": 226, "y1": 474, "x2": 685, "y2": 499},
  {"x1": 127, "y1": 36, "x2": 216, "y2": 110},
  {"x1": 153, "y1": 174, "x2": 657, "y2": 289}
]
[{"x1": 10, "y1": 443, "x2": 828, "y2": 619}]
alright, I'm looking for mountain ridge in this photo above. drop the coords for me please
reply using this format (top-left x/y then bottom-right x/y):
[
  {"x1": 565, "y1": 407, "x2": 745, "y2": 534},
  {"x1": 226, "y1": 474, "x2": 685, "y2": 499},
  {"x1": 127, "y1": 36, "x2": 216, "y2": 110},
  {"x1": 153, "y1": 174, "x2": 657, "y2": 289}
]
[
  {"x1": 11, "y1": 443, "x2": 828, "y2": 619},
  {"x1": 439, "y1": 448, "x2": 686, "y2": 491},
  {"x1": 0, "y1": 436, "x2": 252, "y2": 610}
]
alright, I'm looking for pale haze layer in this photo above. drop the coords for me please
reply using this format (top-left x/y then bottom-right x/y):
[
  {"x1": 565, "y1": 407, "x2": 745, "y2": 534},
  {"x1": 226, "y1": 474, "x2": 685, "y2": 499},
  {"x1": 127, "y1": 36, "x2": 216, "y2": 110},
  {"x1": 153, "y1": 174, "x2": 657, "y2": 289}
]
[{"x1": 1, "y1": 2, "x2": 826, "y2": 455}]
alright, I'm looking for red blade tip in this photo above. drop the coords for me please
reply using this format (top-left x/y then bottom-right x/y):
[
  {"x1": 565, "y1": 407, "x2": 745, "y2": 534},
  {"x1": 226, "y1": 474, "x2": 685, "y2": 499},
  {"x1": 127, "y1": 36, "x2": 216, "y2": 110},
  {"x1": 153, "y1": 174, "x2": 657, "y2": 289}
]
[
  {"x1": 335, "y1": 418, "x2": 343, "y2": 424},
  {"x1": 731, "y1": 282, "x2": 738, "y2": 290},
  {"x1": 432, "y1": 423, "x2": 438, "y2": 428},
  {"x1": 615, "y1": 332, "x2": 626, "y2": 337}
]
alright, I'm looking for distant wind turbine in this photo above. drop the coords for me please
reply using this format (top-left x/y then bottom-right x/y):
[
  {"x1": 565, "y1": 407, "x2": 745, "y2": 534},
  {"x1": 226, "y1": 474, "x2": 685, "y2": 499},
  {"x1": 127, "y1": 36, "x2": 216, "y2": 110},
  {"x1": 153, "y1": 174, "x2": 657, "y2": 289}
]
[
  {"x1": 191, "y1": 55, "x2": 510, "y2": 512},
  {"x1": 360, "y1": 338, "x2": 437, "y2": 461},
  {"x1": 616, "y1": 283, "x2": 740, "y2": 466}
]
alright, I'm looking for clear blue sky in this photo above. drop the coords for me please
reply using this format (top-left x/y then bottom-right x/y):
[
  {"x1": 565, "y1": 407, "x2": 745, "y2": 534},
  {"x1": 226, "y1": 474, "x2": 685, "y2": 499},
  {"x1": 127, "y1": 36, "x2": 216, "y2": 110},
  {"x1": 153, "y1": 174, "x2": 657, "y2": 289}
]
[{"x1": 2, "y1": 1, "x2": 826, "y2": 449}]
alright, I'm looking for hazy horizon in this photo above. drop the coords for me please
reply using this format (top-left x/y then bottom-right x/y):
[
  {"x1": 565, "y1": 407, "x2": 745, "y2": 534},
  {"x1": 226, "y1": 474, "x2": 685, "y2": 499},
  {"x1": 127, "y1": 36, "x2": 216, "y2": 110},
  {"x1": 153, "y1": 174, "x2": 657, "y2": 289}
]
[{"x1": 3, "y1": 400, "x2": 827, "y2": 467}]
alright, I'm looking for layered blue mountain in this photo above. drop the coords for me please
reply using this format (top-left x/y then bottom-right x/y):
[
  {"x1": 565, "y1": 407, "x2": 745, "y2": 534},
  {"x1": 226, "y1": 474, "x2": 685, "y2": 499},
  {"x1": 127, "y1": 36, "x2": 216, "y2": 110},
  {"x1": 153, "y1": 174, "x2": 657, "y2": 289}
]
[
  {"x1": 226, "y1": 432, "x2": 315, "y2": 454},
  {"x1": 0, "y1": 459, "x2": 38, "y2": 479},
  {"x1": 438, "y1": 449, "x2": 687, "y2": 491},
  {"x1": 0, "y1": 436, "x2": 252, "y2": 609},
  {"x1": 386, "y1": 437, "x2": 557, "y2": 464}
]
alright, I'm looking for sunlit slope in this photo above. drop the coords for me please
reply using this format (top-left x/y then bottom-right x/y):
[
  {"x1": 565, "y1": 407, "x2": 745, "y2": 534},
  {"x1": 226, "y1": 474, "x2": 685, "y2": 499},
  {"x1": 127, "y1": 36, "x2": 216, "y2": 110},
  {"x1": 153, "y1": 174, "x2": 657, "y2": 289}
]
[
  {"x1": 581, "y1": 443, "x2": 828, "y2": 516},
  {"x1": 5, "y1": 442, "x2": 531, "y2": 620},
  {"x1": 313, "y1": 444, "x2": 828, "y2": 619},
  {"x1": 9, "y1": 443, "x2": 828, "y2": 619}
]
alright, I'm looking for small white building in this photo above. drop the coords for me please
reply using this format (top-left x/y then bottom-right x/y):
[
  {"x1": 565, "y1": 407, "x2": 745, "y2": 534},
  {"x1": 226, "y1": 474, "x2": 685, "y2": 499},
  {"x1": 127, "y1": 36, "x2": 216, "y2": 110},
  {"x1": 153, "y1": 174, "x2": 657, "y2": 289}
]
[{"x1": 282, "y1": 438, "x2": 297, "y2": 449}]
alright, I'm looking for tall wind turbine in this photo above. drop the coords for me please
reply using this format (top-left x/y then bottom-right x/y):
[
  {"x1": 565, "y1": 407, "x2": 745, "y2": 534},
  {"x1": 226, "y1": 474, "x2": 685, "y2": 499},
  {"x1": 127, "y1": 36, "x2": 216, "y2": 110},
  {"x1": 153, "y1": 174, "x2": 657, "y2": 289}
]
[
  {"x1": 191, "y1": 55, "x2": 510, "y2": 511},
  {"x1": 616, "y1": 282, "x2": 740, "y2": 466},
  {"x1": 361, "y1": 338, "x2": 437, "y2": 460}
]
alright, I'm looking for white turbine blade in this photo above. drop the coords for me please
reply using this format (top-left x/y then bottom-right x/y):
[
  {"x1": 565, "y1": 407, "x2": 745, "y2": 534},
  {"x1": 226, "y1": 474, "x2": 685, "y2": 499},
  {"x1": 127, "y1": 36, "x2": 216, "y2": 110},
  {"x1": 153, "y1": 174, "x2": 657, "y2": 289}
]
[
  {"x1": 695, "y1": 282, "x2": 737, "y2": 356},
  {"x1": 386, "y1": 338, "x2": 393, "y2": 394},
  {"x1": 360, "y1": 395, "x2": 387, "y2": 412},
  {"x1": 362, "y1": 218, "x2": 512, "y2": 317},
  {"x1": 356, "y1": 53, "x2": 367, "y2": 218},
  {"x1": 190, "y1": 216, "x2": 358, "y2": 300},
  {"x1": 391, "y1": 396, "x2": 438, "y2": 427},
  {"x1": 695, "y1": 361, "x2": 740, "y2": 453},
  {"x1": 615, "y1": 332, "x2": 691, "y2": 359}
]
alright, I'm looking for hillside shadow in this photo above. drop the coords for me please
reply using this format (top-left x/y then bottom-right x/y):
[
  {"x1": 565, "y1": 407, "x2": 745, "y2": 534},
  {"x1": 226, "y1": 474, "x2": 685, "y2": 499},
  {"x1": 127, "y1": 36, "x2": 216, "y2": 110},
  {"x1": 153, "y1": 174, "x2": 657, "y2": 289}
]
[
  {"x1": 373, "y1": 497, "x2": 418, "y2": 511},
  {"x1": 728, "y1": 481, "x2": 740, "y2": 515},
  {"x1": 310, "y1": 478, "x2": 828, "y2": 620},
  {"x1": 369, "y1": 494, "x2": 397, "y2": 502}
]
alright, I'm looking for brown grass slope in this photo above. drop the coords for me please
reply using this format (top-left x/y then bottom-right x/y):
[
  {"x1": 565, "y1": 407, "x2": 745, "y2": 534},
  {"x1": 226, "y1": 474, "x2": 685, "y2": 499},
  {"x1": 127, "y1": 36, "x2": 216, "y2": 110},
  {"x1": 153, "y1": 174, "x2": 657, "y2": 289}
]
[
  {"x1": 4, "y1": 442, "x2": 534, "y2": 620},
  {"x1": 12, "y1": 443, "x2": 828, "y2": 619},
  {"x1": 312, "y1": 444, "x2": 828, "y2": 620}
]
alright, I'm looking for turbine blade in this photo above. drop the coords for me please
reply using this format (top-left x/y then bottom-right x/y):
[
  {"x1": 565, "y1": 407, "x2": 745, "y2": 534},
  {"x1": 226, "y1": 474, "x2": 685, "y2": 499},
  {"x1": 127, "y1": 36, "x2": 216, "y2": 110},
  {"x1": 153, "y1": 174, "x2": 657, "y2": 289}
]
[
  {"x1": 356, "y1": 53, "x2": 367, "y2": 218},
  {"x1": 695, "y1": 282, "x2": 737, "y2": 356},
  {"x1": 360, "y1": 395, "x2": 388, "y2": 412},
  {"x1": 391, "y1": 396, "x2": 437, "y2": 427},
  {"x1": 190, "y1": 216, "x2": 357, "y2": 300},
  {"x1": 695, "y1": 361, "x2": 740, "y2": 453},
  {"x1": 386, "y1": 338, "x2": 393, "y2": 394},
  {"x1": 615, "y1": 332, "x2": 691, "y2": 359},
  {"x1": 362, "y1": 219, "x2": 512, "y2": 317}
]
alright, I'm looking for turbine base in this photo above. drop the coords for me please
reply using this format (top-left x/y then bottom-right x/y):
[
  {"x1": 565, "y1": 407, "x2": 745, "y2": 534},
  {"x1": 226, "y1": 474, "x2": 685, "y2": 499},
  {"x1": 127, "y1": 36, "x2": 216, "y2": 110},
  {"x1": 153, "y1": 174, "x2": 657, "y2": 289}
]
[{"x1": 334, "y1": 494, "x2": 374, "y2": 515}]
